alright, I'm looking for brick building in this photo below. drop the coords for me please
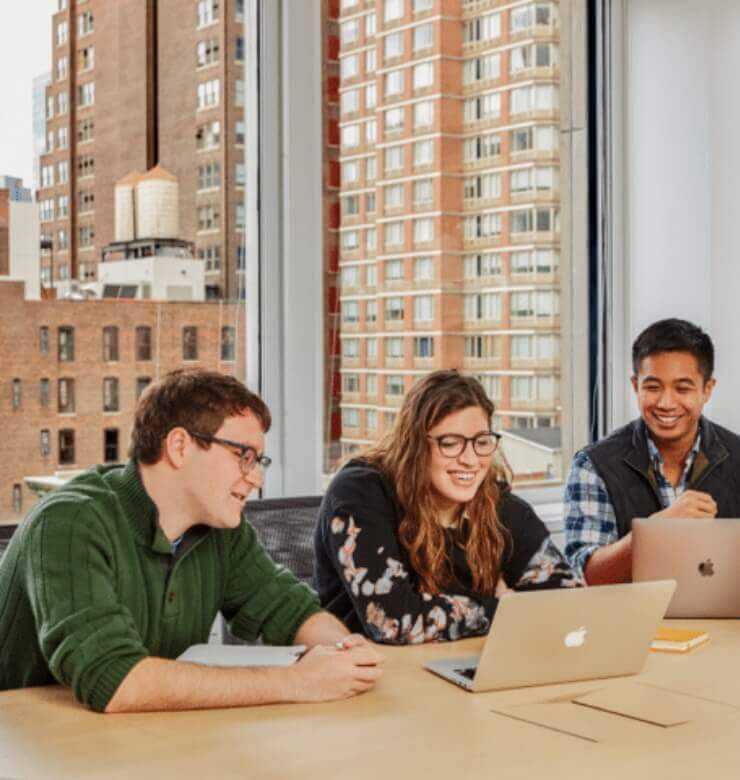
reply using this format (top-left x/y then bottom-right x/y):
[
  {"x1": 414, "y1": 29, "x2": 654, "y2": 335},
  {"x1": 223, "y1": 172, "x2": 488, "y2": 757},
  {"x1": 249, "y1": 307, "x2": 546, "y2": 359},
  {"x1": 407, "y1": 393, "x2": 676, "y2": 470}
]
[
  {"x1": 0, "y1": 280, "x2": 244, "y2": 523},
  {"x1": 335, "y1": 0, "x2": 562, "y2": 459},
  {"x1": 37, "y1": 0, "x2": 246, "y2": 300}
]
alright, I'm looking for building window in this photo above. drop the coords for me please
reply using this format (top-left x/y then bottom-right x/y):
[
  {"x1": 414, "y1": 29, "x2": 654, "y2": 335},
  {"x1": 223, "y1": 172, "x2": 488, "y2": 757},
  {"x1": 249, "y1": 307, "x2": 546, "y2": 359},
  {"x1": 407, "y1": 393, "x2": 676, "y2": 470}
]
[
  {"x1": 56, "y1": 20, "x2": 68, "y2": 46},
  {"x1": 197, "y1": 0, "x2": 219, "y2": 27},
  {"x1": 235, "y1": 162, "x2": 246, "y2": 186},
  {"x1": 384, "y1": 69, "x2": 404, "y2": 97},
  {"x1": 197, "y1": 161, "x2": 221, "y2": 190},
  {"x1": 196, "y1": 38, "x2": 220, "y2": 67},
  {"x1": 136, "y1": 376, "x2": 152, "y2": 400},
  {"x1": 58, "y1": 326, "x2": 74, "y2": 361},
  {"x1": 235, "y1": 79, "x2": 245, "y2": 107},
  {"x1": 197, "y1": 79, "x2": 220, "y2": 109},
  {"x1": 78, "y1": 118, "x2": 95, "y2": 143},
  {"x1": 385, "y1": 374, "x2": 405, "y2": 396},
  {"x1": 342, "y1": 408, "x2": 360, "y2": 429},
  {"x1": 236, "y1": 204, "x2": 246, "y2": 229},
  {"x1": 102, "y1": 326, "x2": 119, "y2": 361},
  {"x1": 384, "y1": 297, "x2": 404, "y2": 321},
  {"x1": 236, "y1": 35, "x2": 245, "y2": 61},
  {"x1": 40, "y1": 378, "x2": 50, "y2": 407},
  {"x1": 11, "y1": 379, "x2": 22, "y2": 410},
  {"x1": 58, "y1": 378, "x2": 75, "y2": 413},
  {"x1": 78, "y1": 155, "x2": 95, "y2": 177},
  {"x1": 40, "y1": 164, "x2": 54, "y2": 188},
  {"x1": 414, "y1": 336, "x2": 434, "y2": 358},
  {"x1": 221, "y1": 326, "x2": 236, "y2": 361},
  {"x1": 413, "y1": 22, "x2": 433, "y2": 51},
  {"x1": 414, "y1": 101, "x2": 434, "y2": 128},
  {"x1": 77, "y1": 10, "x2": 94, "y2": 36},
  {"x1": 197, "y1": 205, "x2": 220, "y2": 231},
  {"x1": 59, "y1": 429, "x2": 75, "y2": 465},
  {"x1": 39, "y1": 199, "x2": 54, "y2": 222},
  {"x1": 384, "y1": 0, "x2": 404, "y2": 23},
  {"x1": 58, "y1": 160, "x2": 69, "y2": 184},
  {"x1": 342, "y1": 338, "x2": 360, "y2": 358},
  {"x1": 413, "y1": 62, "x2": 434, "y2": 90},
  {"x1": 40, "y1": 429, "x2": 51, "y2": 458},
  {"x1": 57, "y1": 91, "x2": 68, "y2": 115},
  {"x1": 198, "y1": 245, "x2": 222, "y2": 270},
  {"x1": 182, "y1": 327, "x2": 198, "y2": 360},
  {"x1": 343, "y1": 373, "x2": 360, "y2": 393},
  {"x1": 134, "y1": 326, "x2": 152, "y2": 361},
  {"x1": 463, "y1": 11, "x2": 501, "y2": 44},
  {"x1": 414, "y1": 295, "x2": 434, "y2": 322},
  {"x1": 58, "y1": 193, "x2": 70, "y2": 216},
  {"x1": 12, "y1": 484, "x2": 22, "y2": 514},
  {"x1": 104, "y1": 429, "x2": 119, "y2": 463},
  {"x1": 77, "y1": 81, "x2": 95, "y2": 107},
  {"x1": 342, "y1": 301, "x2": 360, "y2": 324},
  {"x1": 235, "y1": 120, "x2": 245, "y2": 145},
  {"x1": 196, "y1": 120, "x2": 221, "y2": 150},
  {"x1": 103, "y1": 377, "x2": 120, "y2": 412},
  {"x1": 464, "y1": 293, "x2": 502, "y2": 322},
  {"x1": 79, "y1": 45, "x2": 94, "y2": 71},
  {"x1": 56, "y1": 55, "x2": 68, "y2": 80},
  {"x1": 340, "y1": 18, "x2": 359, "y2": 45}
]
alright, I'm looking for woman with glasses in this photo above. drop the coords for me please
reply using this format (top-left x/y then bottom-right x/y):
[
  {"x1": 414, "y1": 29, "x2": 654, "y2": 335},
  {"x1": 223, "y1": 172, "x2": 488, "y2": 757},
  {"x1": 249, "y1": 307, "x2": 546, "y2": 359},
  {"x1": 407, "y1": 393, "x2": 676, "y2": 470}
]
[{"x1": 314, "y1": 370, "x2": 580, "y2": 644}]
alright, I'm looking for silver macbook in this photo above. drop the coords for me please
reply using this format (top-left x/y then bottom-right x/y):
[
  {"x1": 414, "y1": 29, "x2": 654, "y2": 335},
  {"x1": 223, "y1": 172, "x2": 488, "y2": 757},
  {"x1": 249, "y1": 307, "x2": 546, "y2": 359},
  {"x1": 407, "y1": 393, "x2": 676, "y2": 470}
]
[
  {"x1": 633, "y1": 517, "x2": 740, "y2": 618},
  {"x1": 424, "y1": 581, "x2": 675, "y2": 692}
]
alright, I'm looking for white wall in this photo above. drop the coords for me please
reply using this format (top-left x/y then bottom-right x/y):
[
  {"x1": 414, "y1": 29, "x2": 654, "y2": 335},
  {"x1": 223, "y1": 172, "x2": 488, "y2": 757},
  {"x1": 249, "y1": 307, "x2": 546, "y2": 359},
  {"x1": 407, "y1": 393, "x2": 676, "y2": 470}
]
[
  {"x1": 9, "y1": 200, "x2": 40, "y2": 300},
  {"x1": 618, "y1": 0, "x2": 740, "y2": 430}
]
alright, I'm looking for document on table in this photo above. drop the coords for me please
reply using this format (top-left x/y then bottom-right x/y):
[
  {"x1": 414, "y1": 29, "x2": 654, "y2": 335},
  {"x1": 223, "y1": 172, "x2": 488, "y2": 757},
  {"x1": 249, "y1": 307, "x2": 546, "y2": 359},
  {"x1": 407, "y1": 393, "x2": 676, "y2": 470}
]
[{"x1": 178, "y1": 644, "x2": 307, "y2": 668}]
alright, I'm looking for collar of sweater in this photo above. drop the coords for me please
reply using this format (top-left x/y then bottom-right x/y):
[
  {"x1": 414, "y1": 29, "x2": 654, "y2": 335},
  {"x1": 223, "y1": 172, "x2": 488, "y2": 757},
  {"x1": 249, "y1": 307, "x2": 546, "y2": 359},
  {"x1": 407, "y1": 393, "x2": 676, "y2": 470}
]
[{"x1": 115, "y1": 460, "x2": 180, "y2": 555}]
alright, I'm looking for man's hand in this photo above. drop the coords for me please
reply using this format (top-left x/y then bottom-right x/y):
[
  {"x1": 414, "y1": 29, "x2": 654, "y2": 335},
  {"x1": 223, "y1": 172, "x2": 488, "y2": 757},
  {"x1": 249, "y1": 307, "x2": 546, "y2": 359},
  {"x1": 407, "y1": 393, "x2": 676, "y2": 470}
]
[
  {"x1": 288, "y1": 644, "x2": 384, "y2": 703},
  {"x1": 651, "y1": 490, "x2": 717, "y2": 520}
]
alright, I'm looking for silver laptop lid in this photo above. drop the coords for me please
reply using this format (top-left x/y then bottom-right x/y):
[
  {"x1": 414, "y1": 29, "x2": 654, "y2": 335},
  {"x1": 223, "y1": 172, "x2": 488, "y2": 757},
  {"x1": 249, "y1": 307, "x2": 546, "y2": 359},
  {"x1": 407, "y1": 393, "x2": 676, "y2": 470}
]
[
  {"x1": 467, "y1": 580, "x2": 675, "y2": 691},
  {"x1": 633, "y1": 517, "x2": 740, "y2": 618}
]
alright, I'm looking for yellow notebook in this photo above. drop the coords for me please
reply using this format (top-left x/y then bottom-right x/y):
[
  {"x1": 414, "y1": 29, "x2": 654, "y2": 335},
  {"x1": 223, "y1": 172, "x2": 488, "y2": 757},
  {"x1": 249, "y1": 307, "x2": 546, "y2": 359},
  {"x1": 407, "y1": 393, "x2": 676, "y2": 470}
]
[{"x1": 651, "y1": 627, "x2": 709, "y2": 654}]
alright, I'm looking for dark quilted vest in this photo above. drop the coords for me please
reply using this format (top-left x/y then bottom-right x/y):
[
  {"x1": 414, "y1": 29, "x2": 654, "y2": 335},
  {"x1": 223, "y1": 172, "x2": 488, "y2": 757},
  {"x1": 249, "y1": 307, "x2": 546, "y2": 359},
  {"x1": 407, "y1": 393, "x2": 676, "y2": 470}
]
[{"x1": 584, "y1": 417, "x2": 740, "y2": 538}]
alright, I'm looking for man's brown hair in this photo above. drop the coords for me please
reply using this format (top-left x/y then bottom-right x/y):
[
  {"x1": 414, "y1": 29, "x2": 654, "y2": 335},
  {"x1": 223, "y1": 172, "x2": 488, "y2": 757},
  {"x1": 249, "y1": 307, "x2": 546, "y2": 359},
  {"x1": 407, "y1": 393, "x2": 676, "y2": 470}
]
[{"x1": 129, "y1": 370, "x2": 271, "y2": 464}]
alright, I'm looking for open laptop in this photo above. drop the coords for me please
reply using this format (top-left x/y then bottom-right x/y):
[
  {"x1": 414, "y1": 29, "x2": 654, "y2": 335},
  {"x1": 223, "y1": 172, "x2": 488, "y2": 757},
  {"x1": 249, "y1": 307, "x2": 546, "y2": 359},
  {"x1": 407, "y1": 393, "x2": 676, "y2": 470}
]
[
  {"x1": 633, "y1": 517, "x2": 740, "y2": 618},
  {"x1": 424, "y1": 581, "x2": 675, "y2": 692}
]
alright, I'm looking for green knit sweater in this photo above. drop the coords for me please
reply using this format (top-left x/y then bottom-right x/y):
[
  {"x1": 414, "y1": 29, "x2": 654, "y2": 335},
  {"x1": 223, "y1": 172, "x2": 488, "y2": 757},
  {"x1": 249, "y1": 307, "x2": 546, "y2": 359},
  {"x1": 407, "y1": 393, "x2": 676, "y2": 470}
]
[{"x1": 0, "y1": 461, "x2": 322, "y2": 711}]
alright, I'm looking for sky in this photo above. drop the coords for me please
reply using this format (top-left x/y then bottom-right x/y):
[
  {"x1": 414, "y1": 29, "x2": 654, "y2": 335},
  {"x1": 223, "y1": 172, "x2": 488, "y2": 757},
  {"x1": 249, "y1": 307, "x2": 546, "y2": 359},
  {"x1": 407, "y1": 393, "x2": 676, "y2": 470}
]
[{"x1": 0, "y1": 1, "x2": 57, "y2": 191}]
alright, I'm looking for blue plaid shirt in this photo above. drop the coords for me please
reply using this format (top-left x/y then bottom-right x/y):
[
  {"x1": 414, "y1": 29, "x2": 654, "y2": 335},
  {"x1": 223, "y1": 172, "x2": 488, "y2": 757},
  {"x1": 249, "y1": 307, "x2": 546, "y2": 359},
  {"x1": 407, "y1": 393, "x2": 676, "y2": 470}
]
[{"x1": 563, "y1": 429, "x2": 702, "y2": 577}]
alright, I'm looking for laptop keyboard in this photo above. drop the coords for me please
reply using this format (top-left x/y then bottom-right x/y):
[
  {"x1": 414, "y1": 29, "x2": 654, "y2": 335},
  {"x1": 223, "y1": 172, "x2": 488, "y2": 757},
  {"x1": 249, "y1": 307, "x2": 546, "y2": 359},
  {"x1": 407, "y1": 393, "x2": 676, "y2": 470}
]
[{"x1": 455, "y1": 667, "x2": 477, "y2": 680}]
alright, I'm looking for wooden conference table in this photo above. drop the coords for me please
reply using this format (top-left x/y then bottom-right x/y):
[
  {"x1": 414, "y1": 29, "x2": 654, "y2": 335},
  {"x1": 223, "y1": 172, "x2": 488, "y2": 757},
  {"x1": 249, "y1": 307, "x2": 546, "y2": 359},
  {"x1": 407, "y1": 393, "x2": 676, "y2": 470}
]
[{"x1": 1, "y1": 620, "x2": 740, "y2": 779}]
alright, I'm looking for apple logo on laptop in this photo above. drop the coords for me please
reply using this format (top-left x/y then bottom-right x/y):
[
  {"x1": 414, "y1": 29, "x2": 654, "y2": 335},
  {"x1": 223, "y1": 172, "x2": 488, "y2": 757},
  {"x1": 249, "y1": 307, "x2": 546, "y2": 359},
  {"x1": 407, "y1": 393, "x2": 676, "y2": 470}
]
[
  {"x1": 564, "y1": 626, "x2": 587, "y2": 648},
  {"x1": 698, "y1": 559, "x2": 715, "y2": 577}
]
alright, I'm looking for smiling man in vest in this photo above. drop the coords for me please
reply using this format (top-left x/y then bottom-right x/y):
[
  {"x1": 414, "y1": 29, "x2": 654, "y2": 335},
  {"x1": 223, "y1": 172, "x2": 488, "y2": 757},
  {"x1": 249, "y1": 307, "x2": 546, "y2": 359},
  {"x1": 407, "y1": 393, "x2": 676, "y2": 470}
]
[{"x1": 564, "y1": 318, "x2": 740, "y2": 584}]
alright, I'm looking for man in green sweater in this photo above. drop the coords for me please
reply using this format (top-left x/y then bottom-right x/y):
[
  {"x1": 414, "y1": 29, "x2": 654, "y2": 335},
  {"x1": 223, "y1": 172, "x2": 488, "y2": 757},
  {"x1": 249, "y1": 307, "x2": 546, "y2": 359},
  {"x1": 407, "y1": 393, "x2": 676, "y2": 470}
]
[{"x1": 0, "y1": 370, "x2": 383, "y2": 712}]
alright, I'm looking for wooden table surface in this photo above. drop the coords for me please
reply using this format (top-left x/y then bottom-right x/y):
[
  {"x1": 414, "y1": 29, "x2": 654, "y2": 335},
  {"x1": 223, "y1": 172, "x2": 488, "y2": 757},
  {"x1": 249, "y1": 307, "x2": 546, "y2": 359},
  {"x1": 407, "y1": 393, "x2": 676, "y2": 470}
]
[{"x1": 1, "y1": 620, "x2": 740, "y2": 779}]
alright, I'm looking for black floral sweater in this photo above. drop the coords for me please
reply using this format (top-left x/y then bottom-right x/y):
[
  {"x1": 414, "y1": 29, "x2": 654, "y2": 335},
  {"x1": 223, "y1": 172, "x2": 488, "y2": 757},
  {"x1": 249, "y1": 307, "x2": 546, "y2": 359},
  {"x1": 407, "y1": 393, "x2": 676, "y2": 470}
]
[{"x1": 313, "y1": 460, "x2": 581, "y2": 644}]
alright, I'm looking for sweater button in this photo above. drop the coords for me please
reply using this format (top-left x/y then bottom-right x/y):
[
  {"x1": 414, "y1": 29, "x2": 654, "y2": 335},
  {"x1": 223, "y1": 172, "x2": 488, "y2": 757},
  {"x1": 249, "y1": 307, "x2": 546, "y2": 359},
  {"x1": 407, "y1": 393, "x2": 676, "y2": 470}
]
[{"x1": 168, "y1": 591, "x2": 175, "y2": 603}]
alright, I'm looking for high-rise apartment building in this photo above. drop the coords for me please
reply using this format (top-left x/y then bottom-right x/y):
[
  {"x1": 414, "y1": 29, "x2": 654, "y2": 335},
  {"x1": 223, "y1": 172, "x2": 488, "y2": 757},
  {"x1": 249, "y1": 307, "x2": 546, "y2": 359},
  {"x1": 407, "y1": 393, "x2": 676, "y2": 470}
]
[
  {"x1": 336, "y1": 0, "x2": 561, "y2": 466},
  {"x1": 37, "y1": 0, "x2": 246, "y2": 300}
]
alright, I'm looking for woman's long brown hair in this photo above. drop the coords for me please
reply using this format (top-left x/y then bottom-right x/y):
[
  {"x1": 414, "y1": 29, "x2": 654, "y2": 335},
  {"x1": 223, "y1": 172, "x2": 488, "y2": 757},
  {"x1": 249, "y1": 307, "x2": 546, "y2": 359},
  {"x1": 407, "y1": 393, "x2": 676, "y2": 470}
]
[{"x1": 361, "y1": 370, "x2": 511, "y2": 597}]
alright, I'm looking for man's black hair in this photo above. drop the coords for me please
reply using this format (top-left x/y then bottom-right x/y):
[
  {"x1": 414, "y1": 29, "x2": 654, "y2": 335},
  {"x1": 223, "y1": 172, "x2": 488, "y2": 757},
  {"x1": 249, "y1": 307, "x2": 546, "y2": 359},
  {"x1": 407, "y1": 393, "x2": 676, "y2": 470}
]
[{"x1": 632, "y1": 318, "x2": 714, "y2": 382}]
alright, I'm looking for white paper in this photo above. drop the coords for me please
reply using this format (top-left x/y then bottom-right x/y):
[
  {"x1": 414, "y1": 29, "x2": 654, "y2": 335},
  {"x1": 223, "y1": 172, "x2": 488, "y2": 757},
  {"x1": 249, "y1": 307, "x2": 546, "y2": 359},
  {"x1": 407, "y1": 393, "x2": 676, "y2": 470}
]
[{"x1": 177, "y1": 644, "x2": 306, "y2": 668}]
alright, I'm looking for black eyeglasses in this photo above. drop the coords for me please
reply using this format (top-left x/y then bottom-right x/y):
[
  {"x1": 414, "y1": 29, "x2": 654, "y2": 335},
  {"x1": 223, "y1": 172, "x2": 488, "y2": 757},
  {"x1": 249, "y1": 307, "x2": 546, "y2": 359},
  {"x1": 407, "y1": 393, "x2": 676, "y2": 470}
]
[
  {"x1": 190, "y1": 432, "x2": 272, "y2": 473},
  {"x1": 426, "y1": 431, "x2": 501, "y2": 458}
]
